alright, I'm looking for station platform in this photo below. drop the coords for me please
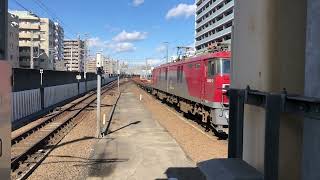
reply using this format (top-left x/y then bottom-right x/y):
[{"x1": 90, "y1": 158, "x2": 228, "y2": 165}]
[{"x1": 86, "y1": 84, "x2": 205, "y2": 180}]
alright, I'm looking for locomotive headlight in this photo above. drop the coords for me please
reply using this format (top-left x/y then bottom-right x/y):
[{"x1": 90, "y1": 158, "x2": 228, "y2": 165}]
[{"x1": 222, "y1": 84, "x2": 230, "y2": 93}]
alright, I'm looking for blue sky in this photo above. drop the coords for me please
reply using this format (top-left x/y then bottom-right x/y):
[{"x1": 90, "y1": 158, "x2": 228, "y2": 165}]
[{"x1": 9, "y1": 0, "x2": 196, "y2": 65}]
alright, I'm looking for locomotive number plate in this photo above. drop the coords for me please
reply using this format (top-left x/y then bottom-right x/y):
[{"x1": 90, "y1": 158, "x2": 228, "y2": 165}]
[{"x1": 207, "y1": 79, "x2": 214, "y2": 83}]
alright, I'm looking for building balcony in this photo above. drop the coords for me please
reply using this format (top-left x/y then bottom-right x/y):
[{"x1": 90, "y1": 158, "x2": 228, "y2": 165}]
[
  {"x1": 196, "y1": 1, "x2": 234, "y2": 30},
  {"x1": 196, "y1": 12, "x2": 234, "y2": 38},
  {"x1": 19, "y1": 32, "x2": 40, "y2": 39},
  {"x1": 19, "y1": 59, "x2": 40, "y2": 68},
  {"x1": 195, "y1": 26, "x2": 232, "y2": 47},
  {"x1": 196, "y1": 0, "x2": 224, "y2": 21},
  {"x1": 19, "y1": 41, "x2": 40, "y2": 47},
  {"x1": 196, "y1": 0, "x2": 211, "y2": 13},
  {"x1": 19, "y1": 23, "x2": 40, "y2": 30}
]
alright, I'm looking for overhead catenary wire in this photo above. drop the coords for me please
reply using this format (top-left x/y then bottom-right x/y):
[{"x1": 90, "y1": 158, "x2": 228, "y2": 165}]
[
  {"x1": 12, "y1": 0, "x2": 77, "y2": 39},
  {"x1": 32, "y1": 0, "x2": 78, "y2": 37}
]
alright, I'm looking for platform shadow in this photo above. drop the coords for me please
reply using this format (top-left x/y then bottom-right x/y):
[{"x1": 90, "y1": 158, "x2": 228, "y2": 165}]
[
  {"x1": 106, "y1": 120, "x2": 141, "y2": 135},
  {"x1": 40, "y1": 154, "x2": 128, "y2": 167},
  {"x1": 44, "y1": 136, "x2": 114, "y2": 150},
  {"x1": 155, "y1": 167, "x2": 206, "y2": 180}
]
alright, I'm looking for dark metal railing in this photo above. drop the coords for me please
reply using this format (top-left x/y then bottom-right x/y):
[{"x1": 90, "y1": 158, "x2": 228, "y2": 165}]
[{"x1": 227, "y1": 86, "x2": 320, "y2": 180}]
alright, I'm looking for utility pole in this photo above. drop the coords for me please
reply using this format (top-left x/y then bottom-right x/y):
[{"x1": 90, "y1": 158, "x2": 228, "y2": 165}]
[
  {"x1": 117, "y1": 60, "x2": 120, "y2": 92},
  {"x1": 164, "y1": 42, "x2": 169, "y2": 63},
  {"x1": 96, "y1": 53, "x2": 103, "y2": 138},
  {"x1": 30, "y1": 32, "x2": 34, "y2": 69},
  {"x1": 70, "y1": 45, "x2": 73, "y2": 71}
]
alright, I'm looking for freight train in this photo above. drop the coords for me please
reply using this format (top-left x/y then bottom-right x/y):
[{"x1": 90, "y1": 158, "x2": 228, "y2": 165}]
[{"x1": 151, "y1": 45, "x2": 231, "y2": 137}]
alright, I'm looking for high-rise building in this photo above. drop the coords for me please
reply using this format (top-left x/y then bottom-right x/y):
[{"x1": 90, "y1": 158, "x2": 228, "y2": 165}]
[
  {"x1": 40, "y1": 18, "x2": 64, "y2": 70},
  {"x1": 7, "y1": 13, "x2": 19, "y2": 68},
  {"x1": 10, "y1": 11, "x2": 64, "y2": 70},
  {"x1": 195, "y1": 0, "x2": 234, "y2": 51},
  {"x1": 64, "y1": 39, "x2": 85, "y2": 72}
]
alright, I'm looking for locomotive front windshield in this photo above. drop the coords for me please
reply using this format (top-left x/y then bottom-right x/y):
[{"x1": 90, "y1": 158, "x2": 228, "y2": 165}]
[
  {"x1": 222, "y1": 59, "x2": 231, "y2": 74},
  {"x1": 208, "y1": 58, "x2": 231, "y2": 76}
]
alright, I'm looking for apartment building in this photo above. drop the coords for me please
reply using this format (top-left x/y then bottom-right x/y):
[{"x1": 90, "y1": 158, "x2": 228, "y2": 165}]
[
  {"x1": 7, "y1": 13, "x2": 19, "y2": 68},
  {"x1": 10, "y1": 11, "x2": 64, "y2": 70},
  {"x1": 85, "y1": 58, "x2": 96, "y2": 73},
  {"x1": 40, "y1": 18, "x2": 64, "y2": 70},
  {"x1": 195, "y1": 0, "x2": 234, "y2": 51},
  {"x1": 64, "y1": 39, "x2": 85, "y2": 72},
  {"x1": 85, "y1": 56, "x2": 116, "y2": 74}
]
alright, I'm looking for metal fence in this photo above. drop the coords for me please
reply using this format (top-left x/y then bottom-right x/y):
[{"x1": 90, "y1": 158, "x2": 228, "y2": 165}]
[
  {"x1": 11, "y1": 89, "x2": 41, "y2": 122},
  {"x1": 11, "y1": 76, "x2": 117, "y2": 123}
]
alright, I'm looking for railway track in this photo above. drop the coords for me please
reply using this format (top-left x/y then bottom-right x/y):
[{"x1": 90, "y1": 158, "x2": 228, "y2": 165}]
[{"x1": 11, "y1": 80, "x2": 119, "y2": 180}]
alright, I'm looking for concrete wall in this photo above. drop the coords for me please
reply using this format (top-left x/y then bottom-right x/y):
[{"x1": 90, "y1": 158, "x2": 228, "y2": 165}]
[
  {"x1": 232, "y1": 0, "x2": 306, "y2": 179},
  {"x1": 0, "y1": 0, "x2": 7, "y2": 60},
  {"x1": 12, "y1": 68, "x2": 97, "y2": 92},
  {"x1": 303, "y1": 0, "x2": 320, "y2": 179}
]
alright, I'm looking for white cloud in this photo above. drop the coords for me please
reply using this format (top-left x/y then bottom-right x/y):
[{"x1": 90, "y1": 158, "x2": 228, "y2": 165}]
[
  {"x1": 166, "y1": 3, "x2": 196, "y2": 19},
  {"x1": 87, "y1": 37, "x2": 107, "y2": 49},
  {"x1": 104, "y1": 24, "x2": 121, "y2": 33},
  {"x1": 147, "y1": 58, "x2": 162, "y2": 65},
  {"x1": 114, "y1": 42, "x2": 136, "y2": 53},
  {"x1": 156, "y1": 44, "x2": 167, "y2": 53},
  {"x1": 113, "y1": 30, "x2": 148, "y2": 42},
  {"x1": 133, "y1": 0, "x2": 144, "y2": 7}
]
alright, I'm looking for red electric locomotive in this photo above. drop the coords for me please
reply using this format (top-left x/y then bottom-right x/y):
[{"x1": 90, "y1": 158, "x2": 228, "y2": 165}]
[{"x1": 151, "y1": 45, "x2": 231, "y2": 137}]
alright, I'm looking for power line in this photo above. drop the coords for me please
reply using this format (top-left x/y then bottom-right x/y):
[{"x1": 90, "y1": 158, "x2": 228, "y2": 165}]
[
  {"x1": 12, "y1": 0, "x2": 32, "y2": 12},
  {"x1": 33, "y1": 0, "x2": 77, "y2": 37}
]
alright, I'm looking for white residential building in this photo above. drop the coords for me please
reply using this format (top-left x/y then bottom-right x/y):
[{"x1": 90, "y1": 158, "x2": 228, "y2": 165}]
[
  {"x1": 7, "y1": 13, "x2": 19, "y2": 68},
  {"x1": 195, "y1": 0, "x2": 234, "y2": 51},
  {"x1": 10, "y1": 11, "x2": 64, "y2": 70},
  {"x1": 64, "y1": 39, "x2": 85, "y2": 72}
]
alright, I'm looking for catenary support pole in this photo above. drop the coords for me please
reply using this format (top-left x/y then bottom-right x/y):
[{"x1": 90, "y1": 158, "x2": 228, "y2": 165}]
[{"x1": 30, "y1": 32, "x2": 34, "y2": 69}]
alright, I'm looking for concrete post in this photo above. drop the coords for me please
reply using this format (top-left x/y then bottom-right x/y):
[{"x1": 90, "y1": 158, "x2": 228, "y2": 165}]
[
  {"x1": 232, "y1": 0, "x2": 306, "y2": 179},
  {"x1": 30, "y1": 32, "x2": 34, "y2": 69},
  {"x1": 40, "y1": 69, "x2": 44, "y2": 109},
  {"x1": 0, "y1": 0, "x2": 11, "y2": 178},
  {"x1": 0, "y1": 0, "x2": 6, "y2": 60},
  {"x1": 303, "y1": 0, "x2": 320, "y2": 179},
  {"x1": 96, "y1": 53, "x2": 102, "y2": 138},
  {"x1": 96, "y1": 74, "x2": 101, "y2": 137}
]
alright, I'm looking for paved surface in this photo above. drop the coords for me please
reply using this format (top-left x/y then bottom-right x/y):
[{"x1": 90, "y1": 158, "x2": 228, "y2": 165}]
[{"x1": 86, "y1": 88, "x2": 205, "y2": 180}]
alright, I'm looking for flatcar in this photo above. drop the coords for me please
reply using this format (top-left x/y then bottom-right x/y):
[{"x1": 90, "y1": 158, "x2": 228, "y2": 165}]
[{"x1": 151, "y1": 47, "x2": 231, "y2": 137}]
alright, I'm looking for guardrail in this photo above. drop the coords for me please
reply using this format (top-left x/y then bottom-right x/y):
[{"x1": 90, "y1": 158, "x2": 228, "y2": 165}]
[{"x1": 227, "y1": 86, "x2": 320, "y2": 180}]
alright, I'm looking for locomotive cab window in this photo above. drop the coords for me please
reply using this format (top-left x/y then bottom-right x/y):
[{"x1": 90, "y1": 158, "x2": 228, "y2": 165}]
[
  {"x1": 208, "y1": 60, "x2": 215, "y2": 77},
  {"x1": 208, "y1": 58, "x2": 231, "y2": 76},
  {"x1": 222, "y1": 59, "x2": 231, "y2": 74},
  {"x1": 165, "y1": 68, "x2": 168, "y2": 80},
  {"x1": 177, "y1": 66, "x2": 183, "y2": 83}
]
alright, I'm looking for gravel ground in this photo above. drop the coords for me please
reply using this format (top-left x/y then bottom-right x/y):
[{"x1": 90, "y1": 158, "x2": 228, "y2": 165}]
[
  {"x1": 131, "y1": 82, "x2": 228, "y2": 163},
  {"x1": 27, "y1": 89, "x2": 120, "y2": 180}
]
